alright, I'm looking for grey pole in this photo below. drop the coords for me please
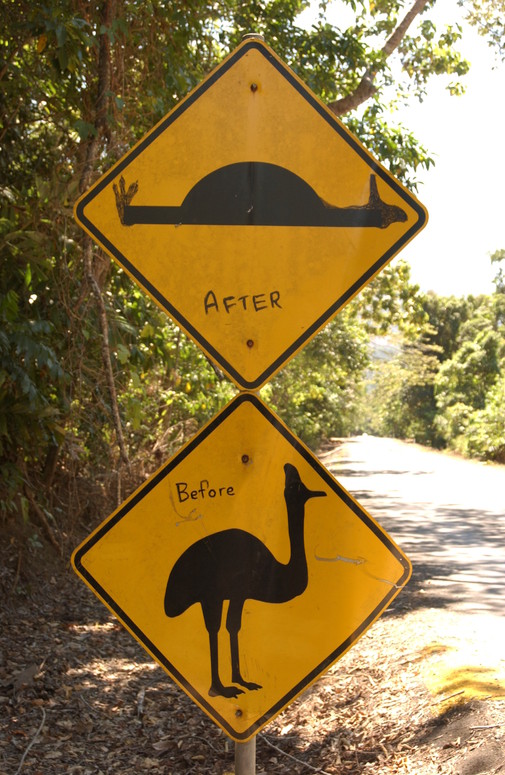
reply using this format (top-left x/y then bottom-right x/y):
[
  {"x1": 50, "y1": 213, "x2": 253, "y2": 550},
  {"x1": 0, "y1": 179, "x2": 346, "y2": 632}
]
[{"x1": 235, "y1": 737, "x2": 256, "y2": 775}]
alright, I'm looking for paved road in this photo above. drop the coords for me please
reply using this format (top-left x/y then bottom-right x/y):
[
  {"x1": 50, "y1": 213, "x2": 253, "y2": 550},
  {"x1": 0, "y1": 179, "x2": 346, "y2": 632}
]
[
  {"x1": 320, "y1": 435, "x2": 505, "y2": 754},
  {"x1": 320, "y1": 435, "x2": 505, "y2": 616}
]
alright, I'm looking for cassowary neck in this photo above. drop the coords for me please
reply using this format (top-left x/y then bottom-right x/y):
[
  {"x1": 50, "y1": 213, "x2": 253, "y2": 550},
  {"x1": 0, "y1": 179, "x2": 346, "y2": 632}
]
[
  {"x1": 288, "y1": 504, "x2": 306, "y2": 558},
  {"x1": 282, "y1": 503, "x2": 308, "y2": 596}
]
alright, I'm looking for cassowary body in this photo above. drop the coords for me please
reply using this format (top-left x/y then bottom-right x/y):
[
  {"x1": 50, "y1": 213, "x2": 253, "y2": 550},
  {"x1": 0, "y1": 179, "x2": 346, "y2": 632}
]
[{"x1": 164, "y1": 463, "x2": 326, "y2": 698}]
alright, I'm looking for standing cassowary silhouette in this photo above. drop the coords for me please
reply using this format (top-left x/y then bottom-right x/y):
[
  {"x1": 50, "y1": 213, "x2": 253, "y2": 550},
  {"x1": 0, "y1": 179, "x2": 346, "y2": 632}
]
[{"x1": 164, "y1": 463, "x2": 327, "y2": 698}]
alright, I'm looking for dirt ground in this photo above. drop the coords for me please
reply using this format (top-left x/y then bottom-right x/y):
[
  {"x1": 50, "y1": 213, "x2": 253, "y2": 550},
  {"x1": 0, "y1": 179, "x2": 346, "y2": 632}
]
[{"x1": 1, "y1": 527, "x2": 505, "y2": 775}]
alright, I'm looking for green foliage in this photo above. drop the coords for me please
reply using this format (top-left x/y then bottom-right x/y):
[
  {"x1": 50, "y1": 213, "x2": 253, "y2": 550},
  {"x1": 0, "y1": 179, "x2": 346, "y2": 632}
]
[
  {"x1": 262, "y1": 257, "x2": 439, "y2": 449},
  {"x1": 0, "y1": 0, "x2": 482, "y2": 544},
  {"x1": 346, "y1": 109, "x2": 435, "y2": 190},
  {"x1": 358, "y1": 260, "x2": 443, "y2": 445},
  {"x1": 435, "y1": 329, "x2": 502, "y2": 416},
  {"x1": 421, "y1": 293, "x2": 474, "y2": 361},
  {"x1": 463, "y1": 0, "x2": 505, "y2": 60},
  {"x1": 0, "y1": 0, "x2": 235, "y2": 528},
  {"x1": 263, "y1": 309, "x2": 369, "y2": 448},
  {"x1": 365, "y1": 339, "x2": 441, "y2": 444},
  {"x1": 491, "y1": 248, "x2": 505, "y2": 294},
  {"x1": 362, "y1": 244, "x2": 505, "y2": 463},
  {"x1": 354, "y1": 259, "x2": 428, "y2": 337},
  {"x1": 432, "y1": 255, "x2": 505, "y2": 460},
  {"x1": 0, "y1": 173, "x2": 73, "y2": 517},
  {"x1": 397, "y1": 20, "x2": 469, "y2": 98},
  {"x1": 460, "y1": 374, "x2": 505, "y2": 462},
  {"x1": 104, "y1": 275, "x2": 236, "y2": 461}
]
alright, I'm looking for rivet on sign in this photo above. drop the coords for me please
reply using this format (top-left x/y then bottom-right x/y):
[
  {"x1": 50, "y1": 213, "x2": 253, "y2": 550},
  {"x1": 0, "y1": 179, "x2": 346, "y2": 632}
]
[
  {"x1": 250, "y1": 83, "x2": 258, "y2": 92},
  {"x1": 246, "y1": 339, "x2": 254, "y2": 348},
  {"x1": 241, "y1": 454, "x2": 250, "y2": 464}
]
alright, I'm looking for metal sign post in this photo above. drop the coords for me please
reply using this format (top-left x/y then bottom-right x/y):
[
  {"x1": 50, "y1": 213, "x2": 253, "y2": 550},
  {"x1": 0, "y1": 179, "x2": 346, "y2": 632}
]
[
  {"x1": 235, "y1": 737, "x2": 256, "y2": 775},
  {"x1": 72, "y1": 32, "x2": 425, "y2": 773}
]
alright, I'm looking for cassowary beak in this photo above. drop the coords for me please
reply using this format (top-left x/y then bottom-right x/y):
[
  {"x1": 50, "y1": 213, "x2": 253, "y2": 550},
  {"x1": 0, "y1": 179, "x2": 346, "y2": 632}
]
[
  {"x1": 307, "y1": 488, "x2": 326, "y2": 500},
  {"x1": 284, "y1": 463, "x2": 327, "y2": 501}
]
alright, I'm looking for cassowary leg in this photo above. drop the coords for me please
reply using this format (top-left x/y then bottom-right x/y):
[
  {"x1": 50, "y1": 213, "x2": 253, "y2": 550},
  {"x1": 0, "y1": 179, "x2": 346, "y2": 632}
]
[
  {"x1": 227, "y1": 599, "x2": 261, "y2": 691},
  {"x1": 202, "y1": 601, "x2": 244, "y2": 698}
]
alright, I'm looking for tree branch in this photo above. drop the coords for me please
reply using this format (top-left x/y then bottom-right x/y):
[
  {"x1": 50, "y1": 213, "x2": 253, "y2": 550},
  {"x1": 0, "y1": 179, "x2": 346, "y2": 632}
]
[
  {"x1": 0, "y1": 40, "x2": 25, "y2": 83},
  {"x1": 328, "y1": 0, "x2": 430, "y2": 116},
  {"x1": 84, "y1": 238, "x2": 131, "y2": 470},
  {"x1": 24, "y1": 486, "x2": 62, "y2": 556},
  {"x1": 78, "y1": 0, "x2": 130, "y2": 471},
  {"x1": 14, "y1": 707, "x2": 46, "y2": 775},
  {"x1": 80, "y1": 0, "x2": 116, "y2": 193}
]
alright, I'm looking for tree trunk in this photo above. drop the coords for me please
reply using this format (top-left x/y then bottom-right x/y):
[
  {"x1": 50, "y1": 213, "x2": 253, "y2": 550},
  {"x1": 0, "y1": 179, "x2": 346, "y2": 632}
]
[
  {"x1": 79, "y1": 0, "x2": 130, "y2": 472},
  {"x1": 328, "y1": 0, "x2": 430, "y2": 115}
]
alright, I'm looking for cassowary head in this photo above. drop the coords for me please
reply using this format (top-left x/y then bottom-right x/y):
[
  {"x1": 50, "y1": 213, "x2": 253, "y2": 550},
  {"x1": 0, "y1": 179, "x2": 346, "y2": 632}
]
[{"x1": 283, "y1": 463, "x2": 326, "y2": 508}]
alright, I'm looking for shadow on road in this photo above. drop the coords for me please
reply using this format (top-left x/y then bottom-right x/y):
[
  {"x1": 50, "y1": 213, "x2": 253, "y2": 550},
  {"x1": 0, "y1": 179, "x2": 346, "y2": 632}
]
[{"x1": 323, "y1": 437, "x2": 505, "y2": 617}]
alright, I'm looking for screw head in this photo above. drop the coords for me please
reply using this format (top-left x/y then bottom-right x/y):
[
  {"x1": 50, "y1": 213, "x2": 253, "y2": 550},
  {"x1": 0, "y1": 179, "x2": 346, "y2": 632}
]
[{"x1": 242, "y1": 33, "x2": 265, "y2": 42}]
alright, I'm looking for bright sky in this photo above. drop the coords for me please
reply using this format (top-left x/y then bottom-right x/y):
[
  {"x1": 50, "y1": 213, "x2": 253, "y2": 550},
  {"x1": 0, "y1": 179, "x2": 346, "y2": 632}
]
[{"x1": 298, "y1": 0, "x2": 505, "y2": 297}]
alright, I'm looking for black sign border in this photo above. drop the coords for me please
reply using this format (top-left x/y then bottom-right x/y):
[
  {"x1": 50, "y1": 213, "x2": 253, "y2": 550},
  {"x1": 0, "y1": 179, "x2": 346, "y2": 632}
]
[
  {"x1": 75, "y1": 39, "x2": 427, "y2": 391},
  {"x1": 73, "y1": 392, "x2": 411, "y2": 741}
]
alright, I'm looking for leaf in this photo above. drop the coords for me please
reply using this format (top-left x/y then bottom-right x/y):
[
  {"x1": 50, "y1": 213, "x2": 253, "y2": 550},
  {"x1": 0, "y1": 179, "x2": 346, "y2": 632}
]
[
  {"x1": 140, "y1": 323, "x2": 154, "y2": 339},
  {"x1": 55, "y1": 24, "x2": 67, "y2": 48},
  {"x1": 152, "y1": 739, "x2": 172, "y2": 752},
  {"x1": 44, "y1": 750, "x2": 63, "y2": 759},
  {"x1": 37, "y1": 34, "x2": 48, "y2": 53},
  {"x1": 24, "y1": 263, "x2": 32, "y2": 288},
  {"x1": 116, "y1": 344, "x2": 130, "y2": 364},
  {"x1": 12, "y1": 663, "x2": 40, "y2": 691},
  {"x1": 74, "y1": 119, "x2": 97, "y2": 140},
  {"x1": 57, "y1": 47, "x2": 69, "y2": 71},
  {"x1": 20, "y1": 496, "x2": 29, "y2": 525},
  {"x1": 0, "y1": 186, "x2": 16, "y2": 203}
]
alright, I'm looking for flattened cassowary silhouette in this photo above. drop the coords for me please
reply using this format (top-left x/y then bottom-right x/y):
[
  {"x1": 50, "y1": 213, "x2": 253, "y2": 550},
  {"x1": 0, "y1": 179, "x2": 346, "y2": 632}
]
[
  {"x1": 164, "y1": 463, "x2": 327, "y2": 698},
  {"x1": 116, "y1": 162, "x2": 408, "y2": 229}
]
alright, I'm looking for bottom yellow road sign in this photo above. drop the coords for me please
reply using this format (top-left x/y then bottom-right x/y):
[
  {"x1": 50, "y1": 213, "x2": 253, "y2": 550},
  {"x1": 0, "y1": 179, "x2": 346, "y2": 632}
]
[{"x1": 72, "y1": 393, "x2": 411, "y2": 740}]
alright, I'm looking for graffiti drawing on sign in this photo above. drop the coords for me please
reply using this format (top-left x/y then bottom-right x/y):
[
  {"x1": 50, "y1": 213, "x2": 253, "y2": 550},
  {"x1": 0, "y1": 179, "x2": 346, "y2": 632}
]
[{"x1": 114, "y1": 164, "x2": 407, "y2": 229}]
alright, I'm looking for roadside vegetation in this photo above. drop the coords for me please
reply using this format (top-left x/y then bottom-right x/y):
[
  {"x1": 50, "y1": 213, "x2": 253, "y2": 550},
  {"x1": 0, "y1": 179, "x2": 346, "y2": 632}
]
[
  {"x1": 364, "y1": 250, "x2": 505, "y2": 462},
  {"x1": 1, "y1": 0, "x2": 503, "y2": 560}
]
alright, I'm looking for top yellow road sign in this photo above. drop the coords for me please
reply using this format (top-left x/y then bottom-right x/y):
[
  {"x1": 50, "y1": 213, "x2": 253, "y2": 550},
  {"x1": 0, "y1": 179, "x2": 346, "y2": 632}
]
[
  {"x1": 75, "y1": 37, "x2": 427, "y2": 390},
  {"x1": 72, "y1": 392, "x2": 411, "y2": 741}
]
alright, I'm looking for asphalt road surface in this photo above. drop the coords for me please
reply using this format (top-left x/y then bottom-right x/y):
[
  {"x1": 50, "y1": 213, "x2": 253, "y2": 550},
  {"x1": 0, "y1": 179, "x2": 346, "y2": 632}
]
[{"x1": 321, "y1": 435, "x2": 505, "y2": 616}]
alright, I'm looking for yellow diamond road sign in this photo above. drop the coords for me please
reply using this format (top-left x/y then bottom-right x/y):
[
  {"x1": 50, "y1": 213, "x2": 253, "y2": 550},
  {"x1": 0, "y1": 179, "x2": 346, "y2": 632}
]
[
  {"x1": 72, "y1": 393, "x2": 411, "y2": 741},
  {"x1": 74, "y1": 37, "x2": 427, "y2": 390}
]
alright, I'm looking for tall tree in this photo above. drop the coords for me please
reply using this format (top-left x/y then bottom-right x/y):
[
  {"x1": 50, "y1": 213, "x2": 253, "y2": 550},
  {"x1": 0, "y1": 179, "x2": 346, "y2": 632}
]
[
  {"x1": 0, "y1": 0, "x2": 472, "y2": 545},
  {"x1": 433, "y1": 252, "x2": 505, "y2": 459}
]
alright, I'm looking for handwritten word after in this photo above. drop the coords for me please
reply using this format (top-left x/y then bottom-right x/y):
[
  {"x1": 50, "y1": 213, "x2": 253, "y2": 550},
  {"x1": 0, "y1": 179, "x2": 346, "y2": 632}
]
[
  {"x1": 176, "y1": 479, "x2": 235, "y2": 503},
  {"x1": 204, "y1": 290, "x2": 282, "y2": 314}
]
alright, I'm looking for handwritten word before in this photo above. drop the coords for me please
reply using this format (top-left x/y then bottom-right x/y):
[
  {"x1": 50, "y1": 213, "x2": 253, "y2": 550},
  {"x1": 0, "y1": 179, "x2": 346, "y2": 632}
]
[
  {"x1": 176, "y1": 479, "x2": 235, "y2": 503},
  {"x1": 204, "y1": 290, "x2": 281, "y2": 314}
]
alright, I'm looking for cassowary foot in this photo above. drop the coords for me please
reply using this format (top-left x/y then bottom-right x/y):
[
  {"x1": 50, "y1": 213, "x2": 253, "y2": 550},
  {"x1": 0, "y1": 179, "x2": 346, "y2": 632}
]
[
  {"x1": 232, "y1": 669, "x2": 262, "y2": 691},
  {"x1": 209, "y1": 682, "x2": 244, "y2": 699},
  {"x1": 236, "y1": 679, "x2": 262, "y2": 691}
]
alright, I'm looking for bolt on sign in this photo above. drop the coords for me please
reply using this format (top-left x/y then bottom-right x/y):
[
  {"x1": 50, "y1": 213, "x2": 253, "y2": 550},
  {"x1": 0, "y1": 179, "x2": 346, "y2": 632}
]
[
  {"x1": 72, "y1": 394, "x2": 411, "y2": 741},
  {"x1": 74, "y1": 36, "x2": 427, "y2": 390}
]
